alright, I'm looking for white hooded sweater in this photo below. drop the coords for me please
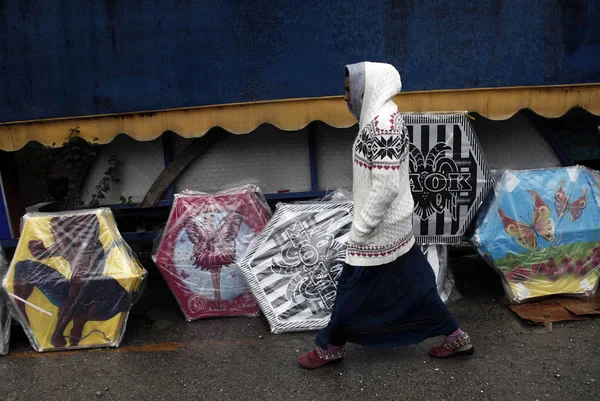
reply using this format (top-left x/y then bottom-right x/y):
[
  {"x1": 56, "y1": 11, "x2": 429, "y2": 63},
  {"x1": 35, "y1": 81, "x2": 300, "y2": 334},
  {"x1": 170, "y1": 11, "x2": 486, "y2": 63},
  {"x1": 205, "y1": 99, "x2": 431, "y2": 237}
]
[{"x1": 345, "y1": 62, "x2": 415, "y2": 267}]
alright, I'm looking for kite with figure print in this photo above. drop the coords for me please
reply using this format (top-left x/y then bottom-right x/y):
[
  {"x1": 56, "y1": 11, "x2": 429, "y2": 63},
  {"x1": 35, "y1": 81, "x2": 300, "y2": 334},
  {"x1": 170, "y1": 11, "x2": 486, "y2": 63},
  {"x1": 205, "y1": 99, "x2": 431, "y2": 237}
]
[{"x1": 153, "y1": 186, "x2": 271, "y2": 321}]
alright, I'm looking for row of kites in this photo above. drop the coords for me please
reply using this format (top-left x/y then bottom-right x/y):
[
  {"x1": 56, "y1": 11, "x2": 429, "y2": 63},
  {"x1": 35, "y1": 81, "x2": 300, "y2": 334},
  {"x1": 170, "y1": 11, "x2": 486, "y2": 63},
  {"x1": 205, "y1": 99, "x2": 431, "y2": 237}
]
[{"x1": 1, "y1": 113, "x2": 600, "y2": 355}]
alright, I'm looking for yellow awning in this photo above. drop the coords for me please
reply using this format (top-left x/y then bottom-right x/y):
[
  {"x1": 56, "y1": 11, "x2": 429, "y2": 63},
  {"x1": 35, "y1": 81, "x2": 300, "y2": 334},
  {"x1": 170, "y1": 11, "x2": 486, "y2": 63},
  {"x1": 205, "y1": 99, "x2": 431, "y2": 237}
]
[{"x1": 0, "y1": 83, "x2": 598, "y2": 151}]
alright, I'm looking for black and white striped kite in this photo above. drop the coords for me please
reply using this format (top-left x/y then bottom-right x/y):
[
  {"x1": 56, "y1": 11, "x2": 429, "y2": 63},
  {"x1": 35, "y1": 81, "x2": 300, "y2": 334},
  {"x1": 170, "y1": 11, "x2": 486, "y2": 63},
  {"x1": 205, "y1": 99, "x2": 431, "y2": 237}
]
[
  {"x1": 239, "y1": 202, "x2": 353, "y2": 334},
  {"x1": 405, "y1": 113, "x2": 492, "y2": 244}
]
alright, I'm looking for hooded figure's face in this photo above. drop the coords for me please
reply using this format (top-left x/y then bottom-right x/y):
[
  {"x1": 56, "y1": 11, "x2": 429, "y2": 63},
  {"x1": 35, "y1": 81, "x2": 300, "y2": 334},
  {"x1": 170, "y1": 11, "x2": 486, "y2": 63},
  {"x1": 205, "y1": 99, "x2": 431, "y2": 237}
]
[
  {"x1": 344, "y1": 63, "x2": 365, "y2": 121},
  {"x1": 344, "y1": 62, "x2": 402, "y2": 127},
  {"x1": 344, "y1": 75, "x2": 351, "y2": 112}
]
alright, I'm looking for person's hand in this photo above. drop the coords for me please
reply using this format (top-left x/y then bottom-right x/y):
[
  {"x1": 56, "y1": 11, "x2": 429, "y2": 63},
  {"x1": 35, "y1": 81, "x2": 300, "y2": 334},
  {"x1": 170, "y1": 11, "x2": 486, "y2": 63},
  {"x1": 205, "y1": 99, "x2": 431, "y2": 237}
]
[{"x1": 349, "y1": 225, "x2": 370, "y2": 245}]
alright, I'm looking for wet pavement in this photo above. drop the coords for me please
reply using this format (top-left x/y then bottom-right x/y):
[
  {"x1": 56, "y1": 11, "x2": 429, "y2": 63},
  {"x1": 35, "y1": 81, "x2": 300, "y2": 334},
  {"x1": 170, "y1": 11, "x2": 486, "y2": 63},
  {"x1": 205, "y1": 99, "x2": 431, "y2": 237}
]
[{"x1": 1, "y1": 258, "x2": 599, "y2": 401}]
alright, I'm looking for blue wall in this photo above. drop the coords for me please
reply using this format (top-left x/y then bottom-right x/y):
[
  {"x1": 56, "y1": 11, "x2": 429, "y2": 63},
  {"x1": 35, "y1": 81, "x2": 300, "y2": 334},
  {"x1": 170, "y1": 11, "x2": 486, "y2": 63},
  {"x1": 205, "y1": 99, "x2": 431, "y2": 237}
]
[{"x1": 1, "y1": 0, "x2": 599, "y2": 122}]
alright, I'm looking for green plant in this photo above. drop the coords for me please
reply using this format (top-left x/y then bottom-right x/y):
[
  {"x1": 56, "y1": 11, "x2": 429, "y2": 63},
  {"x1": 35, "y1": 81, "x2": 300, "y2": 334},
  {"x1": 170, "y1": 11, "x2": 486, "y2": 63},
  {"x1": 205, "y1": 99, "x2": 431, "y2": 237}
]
[
  {"x1": 120, "y1": 195, "x2": 136, "y2": 207},
  {"x1": 89, "y1": 155, "x2": 120, "y2": 207},
  {"x1": 55, "y1": 127, "x2": 96, "y2": 210}
]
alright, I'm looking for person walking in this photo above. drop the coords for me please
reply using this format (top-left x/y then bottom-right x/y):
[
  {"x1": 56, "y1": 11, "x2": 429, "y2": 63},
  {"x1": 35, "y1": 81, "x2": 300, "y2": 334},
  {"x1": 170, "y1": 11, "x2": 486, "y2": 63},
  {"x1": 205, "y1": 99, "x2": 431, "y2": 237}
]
[{"x1": 297, "y1": 62, "x2": 474, "y2": 369}]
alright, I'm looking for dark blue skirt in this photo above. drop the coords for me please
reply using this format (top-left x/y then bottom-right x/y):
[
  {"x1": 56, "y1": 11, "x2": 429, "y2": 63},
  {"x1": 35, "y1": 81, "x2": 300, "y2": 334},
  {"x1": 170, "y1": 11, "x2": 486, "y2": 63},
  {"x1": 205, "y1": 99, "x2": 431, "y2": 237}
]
[{"x1": 315, "y1": 243, "x2": 458, "y2": 348}]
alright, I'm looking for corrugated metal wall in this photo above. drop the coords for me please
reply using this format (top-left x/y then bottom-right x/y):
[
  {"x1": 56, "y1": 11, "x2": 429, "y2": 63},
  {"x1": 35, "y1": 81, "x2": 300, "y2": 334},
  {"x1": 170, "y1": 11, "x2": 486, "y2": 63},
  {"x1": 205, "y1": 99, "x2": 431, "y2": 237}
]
[{"x1": 2, "y1": 0, "x2": 599, "y2": 123}]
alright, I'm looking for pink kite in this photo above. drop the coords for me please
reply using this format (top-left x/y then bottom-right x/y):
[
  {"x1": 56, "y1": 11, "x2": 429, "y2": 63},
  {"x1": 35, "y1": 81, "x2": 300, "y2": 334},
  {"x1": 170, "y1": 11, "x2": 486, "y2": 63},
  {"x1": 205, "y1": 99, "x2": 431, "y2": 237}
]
[{"x1": 153, "y1": 186, "x2": 271, "y2": 320}]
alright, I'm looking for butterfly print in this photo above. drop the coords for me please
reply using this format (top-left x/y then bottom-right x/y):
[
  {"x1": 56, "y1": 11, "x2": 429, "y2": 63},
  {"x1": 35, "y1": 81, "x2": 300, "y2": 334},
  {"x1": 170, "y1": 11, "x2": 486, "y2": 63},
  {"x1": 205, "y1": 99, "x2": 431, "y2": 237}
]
[
  {"x1": 498, "y1": 190, "x2": 555, "y2": 251},
  {"x1": 554, "y1": 180, "x2": 588, "y2": 222}
]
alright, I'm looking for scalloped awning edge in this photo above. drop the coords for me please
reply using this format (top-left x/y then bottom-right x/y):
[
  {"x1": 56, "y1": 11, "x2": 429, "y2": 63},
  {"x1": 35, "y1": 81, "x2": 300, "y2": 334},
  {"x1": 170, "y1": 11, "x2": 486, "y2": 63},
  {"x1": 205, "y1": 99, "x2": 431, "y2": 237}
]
[{"x1": 1, "y1": 83, "x2": 598, "y2": 151}]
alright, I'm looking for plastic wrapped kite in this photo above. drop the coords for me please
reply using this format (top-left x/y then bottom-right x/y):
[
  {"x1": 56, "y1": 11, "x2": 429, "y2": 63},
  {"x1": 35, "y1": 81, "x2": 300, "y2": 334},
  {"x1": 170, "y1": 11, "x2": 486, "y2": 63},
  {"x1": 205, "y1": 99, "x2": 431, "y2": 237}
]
[
  {"x1": 422, "y1": 245, "x2": 454, "y2": 304},
  {"x1": 153, "y1": 186, "x2": 271, "y2": 321},
  {"x1": 405, "y1": 113, "x2": 493, "y2": 244},
  {"x1": 2, "y1": 209, "x2": 147, "y2": 352},
  {"x1": 473, "y1": 166, "x2": 600, "y2": 303},
  {"x1": 0, "y1": 247, "x2": 10, "y2": 355},
  {"x1": 239, "y1": 201, "x2": 353, "y2": 334}
]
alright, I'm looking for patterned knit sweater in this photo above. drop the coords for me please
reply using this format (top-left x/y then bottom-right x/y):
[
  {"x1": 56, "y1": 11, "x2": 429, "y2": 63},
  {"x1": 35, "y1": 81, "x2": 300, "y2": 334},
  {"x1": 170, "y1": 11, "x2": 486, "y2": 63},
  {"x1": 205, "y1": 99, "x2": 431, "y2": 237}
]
[{"x1": 345, "y1": 62, "x2": 415, "y2": 266}]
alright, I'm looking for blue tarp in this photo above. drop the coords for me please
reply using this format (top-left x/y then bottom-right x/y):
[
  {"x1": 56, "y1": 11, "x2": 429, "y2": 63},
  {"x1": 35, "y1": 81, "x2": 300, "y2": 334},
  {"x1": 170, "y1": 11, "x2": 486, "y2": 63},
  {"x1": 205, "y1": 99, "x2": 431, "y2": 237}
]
[{"x1": 1, "y1": 0, "x2": 599, "y2": 122}]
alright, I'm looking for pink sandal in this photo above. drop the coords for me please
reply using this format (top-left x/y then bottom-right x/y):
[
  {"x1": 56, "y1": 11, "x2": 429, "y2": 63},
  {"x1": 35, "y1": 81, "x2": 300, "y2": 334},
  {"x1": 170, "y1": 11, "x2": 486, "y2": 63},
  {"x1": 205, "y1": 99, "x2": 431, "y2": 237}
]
[
  {"x1": 429, "y1": 330, "x2": 474, "y2": 358},
  {"x1": 297, "y1": 345, "x2": 345, "y2": 369}
]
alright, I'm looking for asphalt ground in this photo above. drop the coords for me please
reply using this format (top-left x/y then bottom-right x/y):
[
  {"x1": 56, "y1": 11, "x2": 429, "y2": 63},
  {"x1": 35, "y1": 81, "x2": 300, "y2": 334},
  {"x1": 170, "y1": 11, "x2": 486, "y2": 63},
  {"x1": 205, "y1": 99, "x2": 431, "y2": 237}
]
[{"x1": 1, "y1": 254, "x2": 599, "y2": 401}]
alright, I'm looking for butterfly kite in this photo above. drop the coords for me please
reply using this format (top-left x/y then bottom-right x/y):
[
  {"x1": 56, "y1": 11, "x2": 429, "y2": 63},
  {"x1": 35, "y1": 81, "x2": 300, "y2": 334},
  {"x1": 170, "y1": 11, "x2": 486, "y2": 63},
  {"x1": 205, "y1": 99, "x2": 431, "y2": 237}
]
[
  {"x1": 554, "y1": 180, "x2": 588, "y2": 222},
  {"x1": 498, "y1": 190, "x2": 555, "y2": 252}
]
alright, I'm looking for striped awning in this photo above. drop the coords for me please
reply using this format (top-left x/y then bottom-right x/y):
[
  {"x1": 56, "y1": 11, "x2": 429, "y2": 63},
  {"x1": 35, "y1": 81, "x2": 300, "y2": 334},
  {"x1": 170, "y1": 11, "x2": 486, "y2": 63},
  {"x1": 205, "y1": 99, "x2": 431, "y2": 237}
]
[{"x1": 0, "y1": 83, "x2": 598, "y2": 151}]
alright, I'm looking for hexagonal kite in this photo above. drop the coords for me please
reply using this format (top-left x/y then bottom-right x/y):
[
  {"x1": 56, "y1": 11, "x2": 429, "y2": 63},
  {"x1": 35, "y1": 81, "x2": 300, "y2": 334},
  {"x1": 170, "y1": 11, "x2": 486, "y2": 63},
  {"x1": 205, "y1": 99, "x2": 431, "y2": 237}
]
[
  {"x1": 0, "y1": 248, "x2": 10, "y2": 355},
  {"x1": 473, "y1": 166, "x2": 600, "y2": 303},
  {"x1": 422, "y1": 245, "x2": 454, "y2": 304},
  {"x1": 405, "y1": 113, "x2": 492, "y2": 244},
  {"x1": 153, "y1": 186, "x2": 271, "y2": 321},
  {"x1": 2, "y1": 209, "x2": 147, "y2": 352},
  {"x1": 239, "y1": 202, "x2": 354, "y2": 334}
]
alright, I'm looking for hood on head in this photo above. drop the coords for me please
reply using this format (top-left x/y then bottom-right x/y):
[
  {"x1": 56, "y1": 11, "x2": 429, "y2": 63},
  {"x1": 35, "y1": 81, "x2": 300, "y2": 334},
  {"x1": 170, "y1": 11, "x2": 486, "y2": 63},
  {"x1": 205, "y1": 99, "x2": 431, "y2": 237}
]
[{"x1": 345, "y1": 62, "x2": 402, "y2": 127}]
